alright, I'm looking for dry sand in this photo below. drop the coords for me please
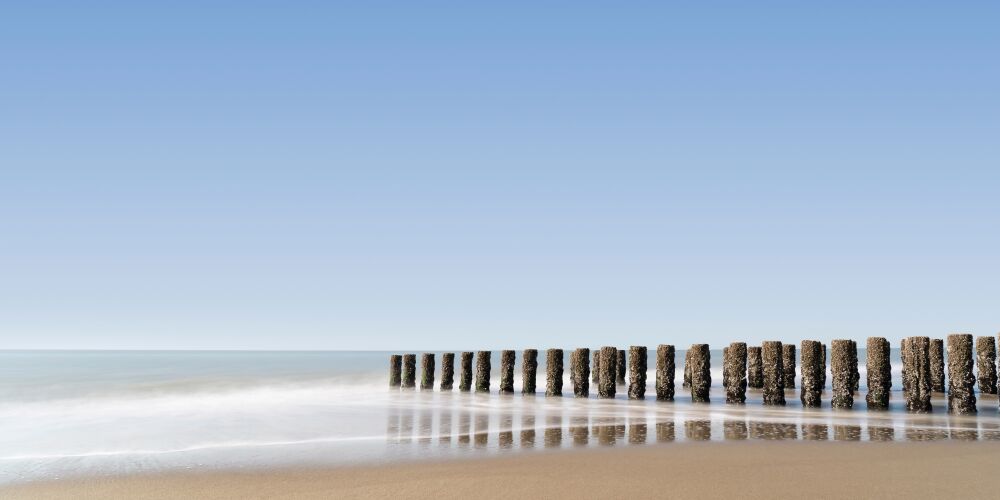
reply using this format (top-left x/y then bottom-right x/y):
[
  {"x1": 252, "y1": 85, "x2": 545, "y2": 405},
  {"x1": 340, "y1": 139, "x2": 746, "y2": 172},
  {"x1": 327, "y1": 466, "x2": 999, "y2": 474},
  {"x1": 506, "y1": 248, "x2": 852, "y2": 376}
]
[{"x1": 4, "y1": 441, "x2": 998, "y2": 499}]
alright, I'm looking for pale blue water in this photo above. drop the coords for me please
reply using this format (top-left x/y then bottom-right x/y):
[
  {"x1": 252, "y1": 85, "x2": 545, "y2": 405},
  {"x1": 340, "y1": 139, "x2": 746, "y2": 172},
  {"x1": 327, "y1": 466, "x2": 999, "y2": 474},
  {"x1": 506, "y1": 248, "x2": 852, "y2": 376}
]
[{"x1": 1, "y1": 349, "x2": 997, "y2": 485}]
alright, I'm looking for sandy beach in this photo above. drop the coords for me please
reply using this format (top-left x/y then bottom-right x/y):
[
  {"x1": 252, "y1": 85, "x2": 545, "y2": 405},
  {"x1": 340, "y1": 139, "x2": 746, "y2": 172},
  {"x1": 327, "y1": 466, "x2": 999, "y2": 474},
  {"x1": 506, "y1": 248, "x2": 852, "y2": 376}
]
[{"x1": 4, "y1": 441, "x2": 997, "y2": 500}]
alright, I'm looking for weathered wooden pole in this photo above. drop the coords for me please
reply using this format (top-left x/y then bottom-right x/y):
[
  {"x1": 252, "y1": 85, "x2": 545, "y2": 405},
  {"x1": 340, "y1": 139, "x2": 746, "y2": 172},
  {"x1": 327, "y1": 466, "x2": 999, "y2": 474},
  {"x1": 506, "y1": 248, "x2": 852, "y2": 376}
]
[
  {"x1": 947, "y1": 334, "x2": 977, "y2": 414},
  {"x1": 440, "y1": 352, "x2": 455, "y2": 390},
  {"x1": 616, "y1": 349, "x2": 626, "y2": 385},
  {"x1": 389, "y1": 354, "x2": 402, "y2": 388},
  {"x1": 683, "y1": 350, "x2": 692, "y2": 388},
  {"x1": 401, "y1": 354, "x2": 416, "y2": 389},
  {"x1": 499, "y1": 350, "x2": 515, "y2": 393},
  {"x1": 572, "y1": 348, "x2": 590, "y2": 397},
  {"x1": 459, "y1": 352, "x2": 473, "y2": 391},
  {"x1": 762, "y1": 341, "x2": 785, "y2": 405},
  {"x1": 830, "y1": 340, "x2": 853, "y2": 408},
  {"x1": 722, "y1": 348, "x2": 730, "y2": 388},
  {"x1": 782, "y1": 344, "x2": 796, "y2": 389},
  {"x1": 747, "y1": 346, "x2": 763, "y2": 389},
  {"x1": 865, "y1": 337, "x2": 891, "y2": 410},
  {"x1": 475, "y1": 351, "x2": 491, "y2": 393},
  {"x1": 522, "y1": 349, "x2": 538, "y2": 395},
  {"x1": 628, "y1": 346, "x2": 647, "y2": 399},
  {"x1": 725, "y1": 342, "x2": 747, "y2": 404},
  {"x1": 800, "y1": 340, "x2": 822, "y2": 407},
  {"x1": 546, "y1": 348, "x2": 563, "y2": 396},
  {"x1": 656, "y1": 344, "x2": 675, "y2": 401},
  {"x1": 420, "y1": 353, "x2": 435, "y2": 390},
  {"x1": 976, "y1": 336, "x2": 997, "y2": 394},
  {"x1": 820, "y1": 343, "x2": 827, "y2": 390},
  {"x1": 598, "y1": 346, "x2": 617, "y2": 398},
  {"x1": 689, "y1": 344, "x2": 711, "y2": 403},
  {"x1": 850, "y1": 340, "x2": 859, "y2": 393},
  {"x1": 929, "y1": 339, "x2": 945, "y2": 392},
  {"x1": 903, "y1": 336, "x2": 932, "y2": 412},
  {"x1": 592, "y1": 351, "x2": 600, "y2": 383},
  {"x1": 900, "y1": 338, "x2": 910, "y2": 398}
]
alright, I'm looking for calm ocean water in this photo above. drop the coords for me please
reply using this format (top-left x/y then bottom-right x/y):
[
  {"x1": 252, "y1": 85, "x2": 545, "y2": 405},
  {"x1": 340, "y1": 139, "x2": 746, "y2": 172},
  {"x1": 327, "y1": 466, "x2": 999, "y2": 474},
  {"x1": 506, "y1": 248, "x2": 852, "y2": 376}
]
[{"x1": 1, "y1": 349, "x2": 997, "y2": 485}]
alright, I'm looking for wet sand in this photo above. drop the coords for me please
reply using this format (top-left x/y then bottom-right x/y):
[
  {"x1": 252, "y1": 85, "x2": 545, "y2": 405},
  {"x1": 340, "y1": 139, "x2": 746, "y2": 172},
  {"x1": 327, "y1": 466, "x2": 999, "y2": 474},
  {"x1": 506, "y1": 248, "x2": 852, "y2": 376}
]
[{"x1": 4, "y1": 441, "x2": 997, "y2": 499}]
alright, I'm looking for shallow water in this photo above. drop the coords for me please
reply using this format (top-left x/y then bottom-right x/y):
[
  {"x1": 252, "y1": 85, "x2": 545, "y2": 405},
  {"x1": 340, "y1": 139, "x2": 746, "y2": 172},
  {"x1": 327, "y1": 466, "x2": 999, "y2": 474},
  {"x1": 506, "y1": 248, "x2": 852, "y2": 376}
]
[{"x1": 1, "y1": 350, "x2": 997, "y2": 485}]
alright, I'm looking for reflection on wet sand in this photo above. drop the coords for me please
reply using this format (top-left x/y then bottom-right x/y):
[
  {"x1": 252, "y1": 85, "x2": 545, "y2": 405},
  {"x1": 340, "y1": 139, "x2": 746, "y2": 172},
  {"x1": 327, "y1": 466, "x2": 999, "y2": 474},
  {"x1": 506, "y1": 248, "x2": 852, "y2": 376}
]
[
  {"x1": 724, "y1": 420, "x2": 747, "y2": 440},
  {"x1": 833, "y1": 425, "x2": 861, "y2": 441},
  {"x1": 867, "y1": 425, "x2": 894, "y2": 441},
  {"x1": 383, "y1": 395, "x2": 999, "y2": 451},
  {"x1": 545, "y1": 412, "x2": 562, "y2": 448},
  {"x1": 521, "y1": 414, "x2": 536, "y2": 448},
  {"x1": 474, "y1": 413, "x2": 489, "y2": 448},
  {"x1": 571, "y1": 415, "x2": 589, "y2": 446},
  {"x1": 801, "y1": 424, "x2": 828, "y2": 440},
  {"x1": 685, "y1": 420, "x2": 711, "y2": 440},
  {"x1": 656, "y1": 421, "x2": 675, "y2": 442}
]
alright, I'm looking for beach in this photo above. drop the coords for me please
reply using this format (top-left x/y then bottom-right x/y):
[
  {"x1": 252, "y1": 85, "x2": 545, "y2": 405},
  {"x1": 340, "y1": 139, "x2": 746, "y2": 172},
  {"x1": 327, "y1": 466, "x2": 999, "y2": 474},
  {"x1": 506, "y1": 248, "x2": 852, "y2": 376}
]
[{"x1": 4, "y1": 441, "x2": 997, "y2": 499}]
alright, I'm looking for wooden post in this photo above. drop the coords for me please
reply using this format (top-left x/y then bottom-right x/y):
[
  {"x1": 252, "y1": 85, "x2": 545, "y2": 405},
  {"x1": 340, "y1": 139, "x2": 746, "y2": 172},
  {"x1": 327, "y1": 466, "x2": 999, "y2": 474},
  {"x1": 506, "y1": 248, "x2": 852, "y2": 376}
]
[
  {"x1": 401, "y1": 354, "x2": 416, "y2": 389},
  {"x1": 820, "y1": 343, "x2": 827, "y2": 390},
  {"x1": 976, "y1": 336, "x2": 997, "y2": 394},
  {"x1": 420, "y1": 353, "x2": 435, "y2": 390},
  {"x1": 616, "y1": 349, "x2": 626, "y2": 385},
  {"x1": 831, "y1": 340, "x2": 853, "y2": 409},
  {"x1": 459, "y1": 352, "x2": 473, "y2": 392},
  {"x1": 947, "y1": 334, "x2": 977, "y2": 414},
  {"x1": 546, "y1": 348, "x2": 563, "y2": 396},
  {"x1": 800, "y1": 340, "x2": 822, "y2": 407},
  {"x1": 389, "y1": 354, "x2": 402, "y2": 388},
  {"x1": 475, "y1": 351, "x2": 491, "y2": 393},
  {"x1": 572, "y1": 348, "x2": 590, "y2": 397},
  {"x1": 688, "y1": 344, "x2": 710, "y2": 403},
  {"x1": 929, "y1": 339, "x2": 945, "y2": 392},
  {"x1": 499, "y1": 350, "x2": 515, "y2": 393},
  {"x1": 904, "y1": 336, "x2": 932, "y2": 412},
  {"x1": 762, "y1": 341, "x2": 785, "y2": 405},
  {"x1": 597, "y1": 346, "x2": 617, "y2": 398},
  {"x1": 865, "y1": 337, "x2": 890, "y2": 410},
  {"x1": 747, "y1": 346, "x2": 763, "y2": 389},
  {"x1": 522, "y1": 349, "x2": 538, "y2": 395},
  {"x1": 850, "y1": 340, "x2": 859, "y2": 393},
  {"x1": 440, "y1": 353, "x2": 455, "y2": 390},
  {"x1": 655, "y1": 344, "x2": 675, "y2": 401},
  {"x1": 592, "y1": 351, "x2": 600, "y2": 383},
  {"x1": 901, "y1": 338, "x2": 910, "y2": 399},
  {"x1": 725, "y1": 342, "x2": 747, "y2": 404},
  {"x1": 628, "y1": 346, "x2": 647, "y2": 399},
  {"x1": 782, "y1": 344, "x2": 796, "y2": 389},
  {"x1": 683, "y1": 350, "x2": 692, "y2": 388}
]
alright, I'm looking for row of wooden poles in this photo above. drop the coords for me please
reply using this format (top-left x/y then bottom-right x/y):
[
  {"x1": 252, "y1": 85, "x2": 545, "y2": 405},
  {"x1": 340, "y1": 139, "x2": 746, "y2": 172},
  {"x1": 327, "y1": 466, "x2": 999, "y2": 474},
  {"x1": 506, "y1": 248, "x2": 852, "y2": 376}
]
[{"x1": 389, "y1": 334, "x2": 997, "y2": 414}]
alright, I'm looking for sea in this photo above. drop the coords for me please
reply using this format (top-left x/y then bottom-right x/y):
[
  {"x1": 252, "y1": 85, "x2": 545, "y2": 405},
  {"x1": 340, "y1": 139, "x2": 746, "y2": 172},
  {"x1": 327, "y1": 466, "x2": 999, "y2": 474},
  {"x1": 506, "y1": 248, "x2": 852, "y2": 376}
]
[{"x1": 1, "y1": 349, "x2": 997, "y2": 485}]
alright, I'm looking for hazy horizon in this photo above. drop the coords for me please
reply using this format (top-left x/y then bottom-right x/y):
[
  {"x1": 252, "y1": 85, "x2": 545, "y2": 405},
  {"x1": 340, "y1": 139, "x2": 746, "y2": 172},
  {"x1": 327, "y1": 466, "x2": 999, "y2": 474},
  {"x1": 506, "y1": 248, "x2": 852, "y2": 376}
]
[{"x1": 3, "y1": 3, "x2": 998, "y2": 350}]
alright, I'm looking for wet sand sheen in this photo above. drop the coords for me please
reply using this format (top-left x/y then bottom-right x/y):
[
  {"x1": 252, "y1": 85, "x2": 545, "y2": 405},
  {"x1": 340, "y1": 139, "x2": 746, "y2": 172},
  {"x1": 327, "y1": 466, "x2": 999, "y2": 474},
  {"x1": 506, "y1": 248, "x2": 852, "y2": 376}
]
[{"x1": 4, "y1": 441, "x2": 996, "y2": 499}]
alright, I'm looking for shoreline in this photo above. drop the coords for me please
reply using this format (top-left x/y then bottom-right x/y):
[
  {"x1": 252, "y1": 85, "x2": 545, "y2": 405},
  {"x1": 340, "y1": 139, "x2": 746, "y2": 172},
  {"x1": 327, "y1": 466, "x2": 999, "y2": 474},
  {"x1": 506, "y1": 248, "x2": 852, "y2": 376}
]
[{"x1": 4, "y1": 441, "x2": 998, "y2": 499}]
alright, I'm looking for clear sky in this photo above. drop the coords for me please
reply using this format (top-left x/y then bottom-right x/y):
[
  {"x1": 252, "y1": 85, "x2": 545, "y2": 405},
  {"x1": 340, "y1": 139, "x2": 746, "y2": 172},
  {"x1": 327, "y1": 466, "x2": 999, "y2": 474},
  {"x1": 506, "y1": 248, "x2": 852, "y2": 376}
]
[{"x1": 2, "y1": 2, "x2": 998, "y2": 350}]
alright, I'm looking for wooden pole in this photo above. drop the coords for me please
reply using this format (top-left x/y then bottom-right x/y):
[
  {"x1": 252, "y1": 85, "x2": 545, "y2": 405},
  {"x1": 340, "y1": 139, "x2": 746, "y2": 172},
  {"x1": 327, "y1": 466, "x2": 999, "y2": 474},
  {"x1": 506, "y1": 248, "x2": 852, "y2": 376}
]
[
  {"x1": 865, "y1": 337, "x2": 890, "y2": 410},
  {"x1": 725, "y1": 342, "x2": 747, "y2": 404},
  {"x1": 688, "y1": 344, "x2": 710, "y2": 403},
  {"x1": 904, "y1": 336, "x2": 931, "y2": 412},
  {"x1": 389, "y1": 354, "x2": 402, "y2": 388},
  {"x1": 762, "y1": 341, "x2": 785, "y2": 406},
  {"x1": 401, "y1": 354, "x2": 416, "y2": 389},
  {"x1": 440, "y1": 352, "x2": 455, "y2": 390},
  {"x1": 459, "y1": 352, "x2": 473, "y2": 392},
  {"x1": 546, "y1": 348, "x2": 564, "y2": 396},
  {"x1": 420, "y1": 353, "x2": 435, "y2": 390},
  {"x1": 597, "y1": 346, "x2": 617, "y2": 398},
  {"x1": 499, "y1": 350, "x2": 515, "y2": 394},
  {"x1": 947, "y1": 334, "x2": 977, "y2": 414},
  {"x1": 800, "y1": 340, "x2": 822, "y2": 407},
  {"x1": 747, "y1": 346, "x2": 763, "y2": 389},
  {"x1": 628, "y1": 346, "x2": 647, "y2": 399},
  {"x1": 522, "y1": 349, "x2": 538, "y2": 395},
  {"x1": 655, "y1": 344, "x2": 675, "y2": 401},
  {"x1": 475, "y1": 351, "x2": 491, "y2": 393}
]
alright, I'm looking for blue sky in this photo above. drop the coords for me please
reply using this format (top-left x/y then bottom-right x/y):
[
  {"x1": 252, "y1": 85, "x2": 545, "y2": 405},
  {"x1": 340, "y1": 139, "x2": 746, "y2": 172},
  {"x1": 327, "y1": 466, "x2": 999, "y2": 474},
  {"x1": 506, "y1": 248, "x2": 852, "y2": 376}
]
[{"x1": 2, "y1": 2, "x2": 998, "y2": 349}]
